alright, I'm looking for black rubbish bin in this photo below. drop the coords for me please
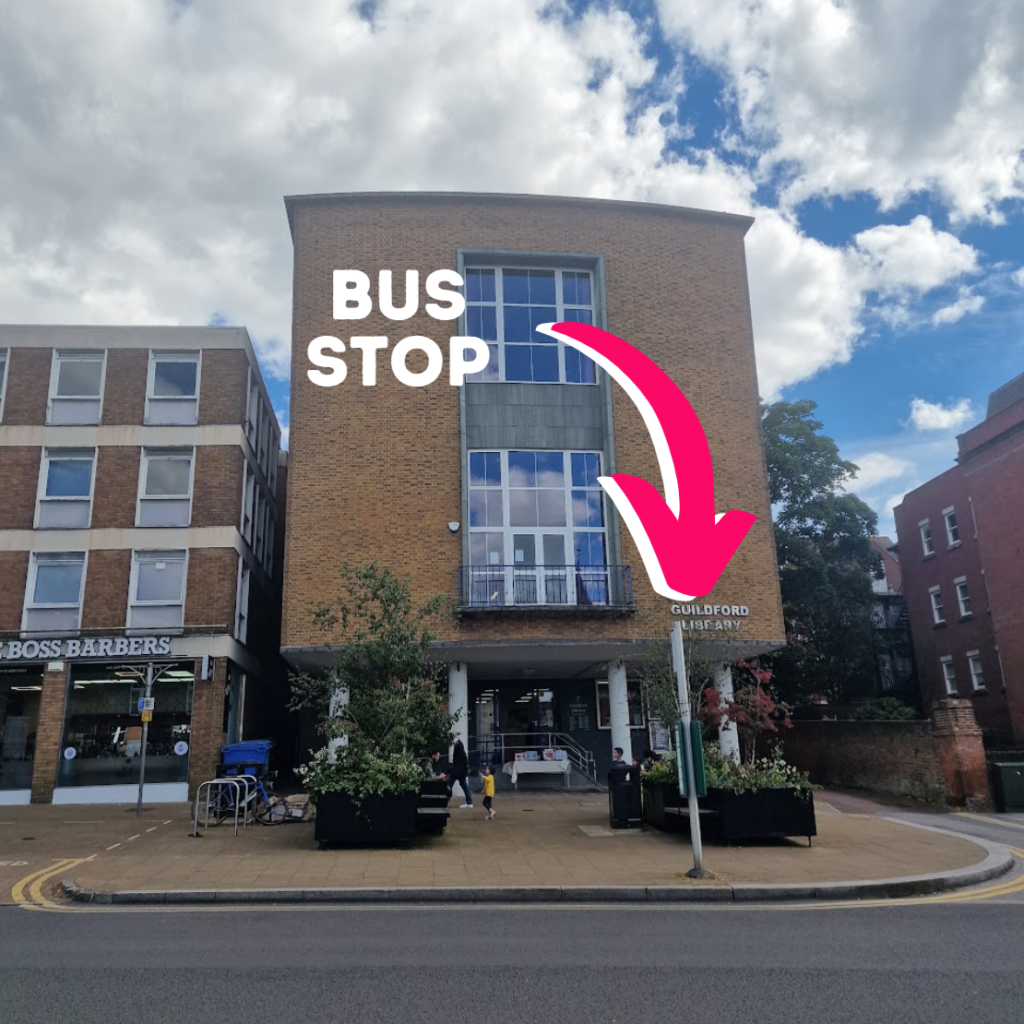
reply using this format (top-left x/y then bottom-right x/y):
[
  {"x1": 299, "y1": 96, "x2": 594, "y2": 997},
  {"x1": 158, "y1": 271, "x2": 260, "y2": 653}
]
[{"x1": 608, "y1": 766, "x2": 643, "y2": 829}]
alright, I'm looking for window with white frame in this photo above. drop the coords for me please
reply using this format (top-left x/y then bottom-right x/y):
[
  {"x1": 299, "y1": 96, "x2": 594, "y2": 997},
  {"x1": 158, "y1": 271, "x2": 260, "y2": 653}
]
[
  {"x1": 967, "y1": 650, "x2": 985, "y2": 691},
  {"x1": 129, "y1": 551, "x2": 187, "y2": 630},
  {"x1": 467, "y1": 449, "x2": 608, "y2": 605},
  {"x1": 49, "y1": 351, "x2": 104, "y2": 425},
  {"x1": 464, "y1": 267, "x2": 597, "y2": 384},
  {"x1": 954, "y1": 577, "x2": 972, "y2": 618},
  {"x1": 0, "y1": 348, "x2": 7, "y2": 421},
  {"x1": 24, "y1": 552, "x2": 86, "y2": 632},
  {"x1": 929, "y1": 586, "x2": 945, "y2": 625},
  {"x1": 241, "y1": 463, "x2": 255, "y2": 544},
  {"x1": 36, "y1": 449, "x2": 95, "y2": 528},
  {"x1": 943, "y1": 506, "x2": 960, "y2": 546},
  {"x1": 137, "y1": 448, "x2": 194, "y2": 527},
  {"x1": 235, "y1": 560, "x2": 250, "y2": 643},
  {"x1": 146, "y1": 352, "x2": 199, "y2": 425},
  {"x1": 919, "y1": 519, "x2": 934, "y2": 557},
  {"x1": 596, "y1": 679, "x2": 645, "y2": 729},
  {"x1": 940, "y1": 656, "x2": 957, "y2": 695}
]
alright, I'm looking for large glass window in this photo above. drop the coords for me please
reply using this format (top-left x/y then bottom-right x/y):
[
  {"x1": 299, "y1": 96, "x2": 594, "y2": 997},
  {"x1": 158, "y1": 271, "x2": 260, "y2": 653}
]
[
  {"x1": 146, "y1": 352, "x2": 199, "y2": 425},
  {"x1": 129, "y1": 551, "x2": 187, "y2": 630},
  {"x1": 138, "y1": 449, "x2": 194, "y2": 527},
  {"x1": 57, "y1": 663, "x2": 194, "y2": 789},
  {"x1": 49, "y1": 351, "x2": 104, "y2": 425},
  {"x1": 24, "y1": 552, "x2": 85, "y2": 632},
  {"x1": 596, "y1": 679, "x2": 645, "y2": 729},
  {"x1": 37, "y1": 449, "x2": 95, "y2": 528},
  {"x1": 0, "y1": 670, "x2": 43, "y2": 792},
  {"x1": 467, "y1": 450, "x2": 608, "y2": 605},
  {"x1": 465, "y1": 267, "x2": 597, "y2": 384}
]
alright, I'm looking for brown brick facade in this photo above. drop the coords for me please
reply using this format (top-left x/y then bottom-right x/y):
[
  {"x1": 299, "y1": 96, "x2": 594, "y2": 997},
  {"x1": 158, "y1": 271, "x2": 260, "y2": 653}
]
[
  {"x1": 192, "y1": 446, "x2": 244, "y2": 528},
  {"x1": 30, "y1": 665, "x2": 69, "y2": 803},
  {"x1": 199, "y1": 349, "x2": 248, "y2": 427},
  {"x1": 185, "y1": 547, "x2": 237, "y2": 631},
  {"x1": 2, "y1": 348, "x2": 50, "y2": 425},
  {"x1": 283, "y1": 194, "x2": 784, "y2": 652},
  {"x1": 187, "y1": 655, "x2": 228, "y2": 797},
  {"x1": 0, "y1": 552, "x2": 29, "y2": 631},
  {"x1": 0, "y1": 447, "x2": 41, "y2": 529},
  {"x1": 102, "y1": 349, "x2": 148, "y2": 424},
  {"x1": 93, "y1": 447, "x2": 143, "y2": 529},
  {"x1": 81, "y1": 549, "x2": 131, "y2": 630}
]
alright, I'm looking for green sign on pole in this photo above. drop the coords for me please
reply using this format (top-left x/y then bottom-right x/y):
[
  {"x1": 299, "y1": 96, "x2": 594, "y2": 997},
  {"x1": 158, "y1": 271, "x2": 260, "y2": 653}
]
[{"x1": 676, "y1": 721, "x2": 707, "y2": 798}]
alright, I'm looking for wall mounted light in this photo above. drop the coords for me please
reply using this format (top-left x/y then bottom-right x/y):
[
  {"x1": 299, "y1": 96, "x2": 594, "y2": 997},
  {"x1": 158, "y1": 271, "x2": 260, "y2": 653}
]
[{"x1": 448, "y1": 522, "x2": 460, "y2": 533}]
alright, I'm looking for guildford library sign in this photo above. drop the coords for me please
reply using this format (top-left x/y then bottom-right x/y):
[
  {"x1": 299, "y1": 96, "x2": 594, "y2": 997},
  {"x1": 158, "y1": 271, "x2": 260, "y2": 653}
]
[
  {"x1": 0, "y1": 635, "x2": 173, "y2": 662},
  {"x1": 670, "y1": 604, "x2": 750, "y2": 632}
]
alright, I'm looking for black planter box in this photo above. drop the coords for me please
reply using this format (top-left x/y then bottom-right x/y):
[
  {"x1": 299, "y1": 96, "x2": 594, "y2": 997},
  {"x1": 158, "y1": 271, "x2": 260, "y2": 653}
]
[
  {"x1": 416, "y1": 779, "x2": 451, "y2": 835},
  {"x1": 642, "y1": 780, "x2": 681, "y2": 830},
  {"x1": 705, "y1": 787, "x2": 817, "y2": 844},
  {"x1": 314, "y1": 790, "x2": 420, "y2": 846}
]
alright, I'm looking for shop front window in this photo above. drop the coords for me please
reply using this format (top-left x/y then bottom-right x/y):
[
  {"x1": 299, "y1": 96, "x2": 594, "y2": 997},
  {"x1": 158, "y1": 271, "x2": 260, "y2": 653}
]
[
  {"x1": 57, "y1": 663, "x2": 194, "y2": 788},
  {"x1": 0, "y1": 670, "x2": 43, "y2": 791}
]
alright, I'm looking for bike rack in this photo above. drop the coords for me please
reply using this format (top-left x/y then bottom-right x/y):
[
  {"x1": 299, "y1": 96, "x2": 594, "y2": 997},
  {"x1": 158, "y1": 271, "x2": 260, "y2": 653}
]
[{"x1": 192, "y1": 778, "x2": 251, "y2": 837}]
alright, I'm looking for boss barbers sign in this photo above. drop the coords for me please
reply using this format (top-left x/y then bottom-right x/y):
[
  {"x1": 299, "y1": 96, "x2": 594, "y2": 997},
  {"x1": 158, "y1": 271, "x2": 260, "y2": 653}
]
[{"x1": 0, "y1": 635, "x2": 173, "y2": 661}]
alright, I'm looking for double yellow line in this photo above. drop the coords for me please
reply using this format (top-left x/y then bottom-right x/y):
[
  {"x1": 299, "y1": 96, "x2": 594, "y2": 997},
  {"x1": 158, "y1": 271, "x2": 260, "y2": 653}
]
[{"x1": 10, "y1": 858, "x2": 87, "y2": 911}]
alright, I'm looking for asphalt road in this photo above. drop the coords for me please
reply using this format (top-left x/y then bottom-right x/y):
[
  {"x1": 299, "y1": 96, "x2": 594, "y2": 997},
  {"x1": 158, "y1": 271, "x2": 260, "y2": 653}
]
[{"x1": 2, "y1": 901, "x2": 1023, "y2": 1024}]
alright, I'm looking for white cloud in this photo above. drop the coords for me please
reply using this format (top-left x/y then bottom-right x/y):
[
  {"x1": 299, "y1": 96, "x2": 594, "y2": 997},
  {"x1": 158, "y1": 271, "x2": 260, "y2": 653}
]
[
  {"x1": 655, "y1": 0, "x2": 1024, "y2": 224},
  {"x1": 1012, "y1": 267, "x2": 1024, "y2": 288},
  {"x1": 848, "y1": 452, "x2": 912, "y2": 491},
  {"x1": 908, "y1": 397, "x2": 976, "y2": 431},
  {"x1": 931, "y1": 287, "x2": 985, "y2": 325}
]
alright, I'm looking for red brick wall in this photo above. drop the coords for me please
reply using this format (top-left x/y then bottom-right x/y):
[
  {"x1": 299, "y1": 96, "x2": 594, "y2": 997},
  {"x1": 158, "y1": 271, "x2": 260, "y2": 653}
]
[
  {"x1": 30, "y1": 665, "x2": 69, "y2": 803},
  {"x1": 0, "y1": 447, "x2": 40, "y2": 529},
  {"x1": 192, "y1": 446, "x2": 243, "y2": 527},
  {"x1": 199, "y1": 349, "x2": 248, "y2": 427},
  {"x1": 93, "y1": 447, "x2": 142, "y2": 529},
  {"x1": 102, "y1": 349, "x2": 148, "y2": 424},
  {"x1": 3, "y1": 349, "x2": 50, "y2": 425},
  {"x1": 184, "y1": 548, "x2": 237, "y2": 630},
  {"x1": 283, "y1": 194, "x2": 784, "y2": 651},
  {"x1": 0, "y1": 552, "x2": 29, "y2": 630},
  {"x1": 187, "y1": 655, "x2": 227, "y2": 796},
  {"x1": 81, "y1": 550, "x2": 131, "y2": 630}
]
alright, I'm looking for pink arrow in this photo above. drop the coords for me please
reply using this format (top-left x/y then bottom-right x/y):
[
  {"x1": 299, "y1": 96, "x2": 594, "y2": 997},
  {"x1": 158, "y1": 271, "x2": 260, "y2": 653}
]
[{"x1": 538, "y1": 321, "x2": 756, "y2": 600}]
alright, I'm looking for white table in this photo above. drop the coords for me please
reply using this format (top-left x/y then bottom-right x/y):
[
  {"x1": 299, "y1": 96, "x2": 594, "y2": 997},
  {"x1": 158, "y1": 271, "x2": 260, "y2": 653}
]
[{"x1": 503, "y1": 759, "x2": 572, "y2": 789}]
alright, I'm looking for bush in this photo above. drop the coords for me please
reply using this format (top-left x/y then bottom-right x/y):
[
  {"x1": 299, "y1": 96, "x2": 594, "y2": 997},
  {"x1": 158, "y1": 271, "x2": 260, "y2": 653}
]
[{"x1": 851, "y1": 697, "x2": 917, "y2": 721}]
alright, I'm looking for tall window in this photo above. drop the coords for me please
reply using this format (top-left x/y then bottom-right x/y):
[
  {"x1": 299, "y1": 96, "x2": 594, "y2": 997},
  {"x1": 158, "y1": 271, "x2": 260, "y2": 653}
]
[
  {"x1": 49, "y1": 351, "x2": 104, "y2": 425},
  {"x1": 967, "y1": 651, "x2": 985, "y2": 691},
  {"x1": 954, "y1": 577, "x2": 972, "y2": 618},
  {"x1": 137, "y1": 449, "x2": 194, "y2": 527},
  {"x1": 235, "y1": 560, "x2": 250, "y2": 643},
  {"x1": 24, "y1": 552, "x2": 86, "y2": 632},
  {"x1": 129, "y1": 551, "x2": 187, "y2": 630},
  {"x1": 943, "y1": 507, "x2": 960, "y2": 546},
  {"x1": 466, "y1": 449, "x2": 608, "y2": 605},
  {"x1": 37, "y1": 449, "x2": 95, "y2": 528},
  {"x1": 940, "y1": 656, "x2": 957, "y2": 695},
  {"x1": 464, "y1": 267, "x2": 597, "y2": 384},
  {"x1": 0, "y1": 348, "x2": 7, "y2": 421},
  {"x1": 929, "y1": 586, "x2": 945, "y2": 625},
  {"x1": 596, "y1": 679, "x2": 644, "y2": 728},
  {"x1": 919, "y1": 519, "x2": 934, "y2": 557},
  {"x1": 146, "y1": 352, "x2": 200, "y2": 425}
]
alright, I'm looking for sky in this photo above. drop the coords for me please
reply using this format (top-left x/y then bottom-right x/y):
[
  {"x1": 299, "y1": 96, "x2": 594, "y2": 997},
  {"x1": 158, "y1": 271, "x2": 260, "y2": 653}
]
[{"x1": 2, "y1": 0, "x2": 1023, "y2": 538}]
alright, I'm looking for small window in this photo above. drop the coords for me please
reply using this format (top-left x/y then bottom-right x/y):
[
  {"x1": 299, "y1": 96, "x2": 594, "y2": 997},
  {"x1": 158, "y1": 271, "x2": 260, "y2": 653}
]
[
  {"x1": 940, "y1": 656, "x2": 957, "y2": 695},
  {"x1": 246, "y1": 369, "x2": 259, "y2": 446},
  {"x1": 919, "y1": 519, "x2": 934, "y2": 557},
  {"x1": 596, "y1": 679, "x2": 645, "y2": 729},
  {"x1": 235, "y1": 560, "x2": 250, "y2": 643},
  {"x1": 943, "y1": 507, "x2": 960, "y2": 546},
  {"x1": 49, "y1": 351, "x2": 104, "y2": 425},
  {"x1": 967, "y1": 651, "x2": 985, "y2": 691},
  {"x1": 138, "y1": 449, "x2": 194, "y2": 527},
  {"x1": 0, "y1": 348, "x2": 8, "y2": 421},
  {"x1": 129, "y1": 551, "x2": 187, "y2": 630},
  {"x1": 146, "y1": 352, "x2": 199, "y2": 425},
  {"x1": 929, "y1": 586, "x2": 945, "y2": 625},
  {"x1": 24, "y1": 552, "x2": 86, "y2": 632},
  {"x1": 241, "y1": 464, "x2": 255, "y2": 543},
  {"x1": 954, "y1": 577, "x2": 972, "y2": 618},
  {"x1": 37, "y1": 449, "x2": 95, "y2": 528}
]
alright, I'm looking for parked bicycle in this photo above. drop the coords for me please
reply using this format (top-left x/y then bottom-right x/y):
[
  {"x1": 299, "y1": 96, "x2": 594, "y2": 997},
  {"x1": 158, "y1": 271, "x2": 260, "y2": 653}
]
[{"x1": 199, "y1": 770, "x2": 311, "y2": 827}]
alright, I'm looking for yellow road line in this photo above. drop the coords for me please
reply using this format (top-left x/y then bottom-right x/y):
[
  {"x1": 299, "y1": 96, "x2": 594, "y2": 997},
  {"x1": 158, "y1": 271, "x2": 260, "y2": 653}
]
[
  {"x1": 11, "y1": 859, "x2": 85, "y2": 911},
  {"x1": 961, "y1": 812, "x2": 1024, "y2": 833}
]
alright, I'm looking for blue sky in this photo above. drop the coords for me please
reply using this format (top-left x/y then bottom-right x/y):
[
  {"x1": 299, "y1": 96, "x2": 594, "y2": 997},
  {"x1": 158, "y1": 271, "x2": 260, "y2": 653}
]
[{"x1": 2, "y1": 0, "x2": 1023, "y2": 537}]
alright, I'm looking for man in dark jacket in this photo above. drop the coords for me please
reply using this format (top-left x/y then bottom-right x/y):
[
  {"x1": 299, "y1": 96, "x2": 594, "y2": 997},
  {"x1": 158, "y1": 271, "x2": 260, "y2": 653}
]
[{"x1": 449, "y1": 732, "x2": 473, "y2": 808}]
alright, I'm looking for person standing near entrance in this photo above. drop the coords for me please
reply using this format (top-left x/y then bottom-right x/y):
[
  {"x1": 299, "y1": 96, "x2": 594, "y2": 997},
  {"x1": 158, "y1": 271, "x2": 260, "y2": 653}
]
[
  {"x1": 482, "y1": 765, "x2": 496, "y2": 819},
  {"x1": 450, "y1": 731, "x2": 473, "y2": 809},
  {"x1": 611, "y1": 747, "x2": 628, "y2": 768}
]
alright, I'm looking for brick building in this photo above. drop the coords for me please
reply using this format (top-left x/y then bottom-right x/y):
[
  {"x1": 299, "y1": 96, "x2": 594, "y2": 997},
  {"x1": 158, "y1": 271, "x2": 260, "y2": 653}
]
[
  {"x1": 281, "y1": 192, "x2": 786, "y2": 778},
  {"x1": 0, "y1": 326, "x2": 286, "y2": 805},
  {"x1": 894, "y1": 371, "x2": 1024, "y2": 744},
  {"x1": 868, "y1": 536, "x2": 917, "y2": 704}
]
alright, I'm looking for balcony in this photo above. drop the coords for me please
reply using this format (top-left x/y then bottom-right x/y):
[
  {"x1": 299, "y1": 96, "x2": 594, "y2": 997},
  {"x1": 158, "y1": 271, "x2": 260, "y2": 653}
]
[{"x1": 457, "y1": 564, "x2": 634, "y2": 613}]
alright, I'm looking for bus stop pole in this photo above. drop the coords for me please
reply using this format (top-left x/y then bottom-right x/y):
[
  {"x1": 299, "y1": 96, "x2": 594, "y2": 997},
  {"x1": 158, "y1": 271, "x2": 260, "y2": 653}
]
[
  {"x1": 135, "y1": 662, "x2": 154, "y2": 819},
  {"x1": 671, "y1": 621, "x2": 709, "y2": 878}
]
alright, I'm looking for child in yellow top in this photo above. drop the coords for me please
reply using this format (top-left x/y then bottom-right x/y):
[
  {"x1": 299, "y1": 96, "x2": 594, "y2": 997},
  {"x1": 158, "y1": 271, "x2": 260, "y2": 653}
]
[{"x1": 482, "y1": 766, "x2": 496, "y2": 819}]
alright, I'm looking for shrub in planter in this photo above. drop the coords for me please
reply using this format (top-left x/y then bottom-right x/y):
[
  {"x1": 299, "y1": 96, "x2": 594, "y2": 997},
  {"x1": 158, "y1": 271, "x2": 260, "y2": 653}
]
[{"x1": 291, "y1": 563, "x2": 458, "y2": 846}]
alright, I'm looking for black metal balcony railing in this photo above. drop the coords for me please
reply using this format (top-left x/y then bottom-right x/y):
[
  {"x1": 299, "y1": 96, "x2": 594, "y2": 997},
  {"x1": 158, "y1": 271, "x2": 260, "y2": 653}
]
[{"x1": 457, "y1": 564, "x2": 634, "y2": 611}]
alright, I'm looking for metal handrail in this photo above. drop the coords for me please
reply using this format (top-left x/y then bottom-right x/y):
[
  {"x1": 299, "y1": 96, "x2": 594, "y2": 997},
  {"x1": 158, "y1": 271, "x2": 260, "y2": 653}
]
[
  {"x1": 475, "y1": 731, "x2": 597, "y2": 783},
  {"x1": 457, "y1": 564, "x2": 633, "y2": 610}
]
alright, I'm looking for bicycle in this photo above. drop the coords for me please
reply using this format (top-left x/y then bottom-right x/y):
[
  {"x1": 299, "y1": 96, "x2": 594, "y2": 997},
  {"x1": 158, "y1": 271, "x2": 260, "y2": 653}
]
[{"x1": 204, "y1": 769, "x2": 312, "y2": 826}]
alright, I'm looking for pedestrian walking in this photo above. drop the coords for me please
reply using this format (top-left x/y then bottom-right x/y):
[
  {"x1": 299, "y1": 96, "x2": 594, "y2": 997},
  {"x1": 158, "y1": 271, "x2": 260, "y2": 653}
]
[
  {"x1": 450, "y1": 731, "x2": 473, "y2": 808},
  {"x1": 481, "y1": 765, "x2": 496, "y2": 819}
]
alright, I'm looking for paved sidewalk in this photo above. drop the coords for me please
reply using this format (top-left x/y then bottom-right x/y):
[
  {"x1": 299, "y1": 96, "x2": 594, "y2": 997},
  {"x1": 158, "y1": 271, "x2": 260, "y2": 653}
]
[{"x1": 1, "y1": 789, "x2": 1006, "y2": 904}]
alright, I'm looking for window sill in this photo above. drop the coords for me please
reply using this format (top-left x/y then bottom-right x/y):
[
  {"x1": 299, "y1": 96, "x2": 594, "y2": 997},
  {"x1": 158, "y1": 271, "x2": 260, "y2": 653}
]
[
  {"x1": 932, "y1": 621, "x2": 947, "y2": 629},
  {"x1": 971, "y1": 688, "x2": 987, "y2": 695},
  {"x1": 959, "y1": 614, "x2": 973, "y2": 622},
  {"x1": 922, "y1": 552, "x2": 935, "y2": 560},
  {"x1": 947, "y1": 541, "x2": 961, "y2": 550}
]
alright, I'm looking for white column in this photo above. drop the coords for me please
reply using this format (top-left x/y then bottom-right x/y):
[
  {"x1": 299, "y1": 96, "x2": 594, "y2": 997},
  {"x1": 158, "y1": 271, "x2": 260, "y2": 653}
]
[
  {"x1": 714, "y1": 663, "x2": 740, "y2": 763},
  {"x1": 448, "y1": 663, "x2": 469, "y2": 800},
  {"x1": 327, "y1": 675, "x2": 349, "y2": 758},
  {"x1": 608, "y1": 660, "x2": 633, "y2": 764}
]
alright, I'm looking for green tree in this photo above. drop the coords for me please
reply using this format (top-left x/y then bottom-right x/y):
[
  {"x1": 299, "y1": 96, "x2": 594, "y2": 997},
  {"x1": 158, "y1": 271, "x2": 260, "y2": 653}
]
[
  {"x1": 762, "y1": 401, "x2": 883, "y2": 705},
  {"x1": 290, "y1": 562, "x2": 457, "y2": 799}
]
